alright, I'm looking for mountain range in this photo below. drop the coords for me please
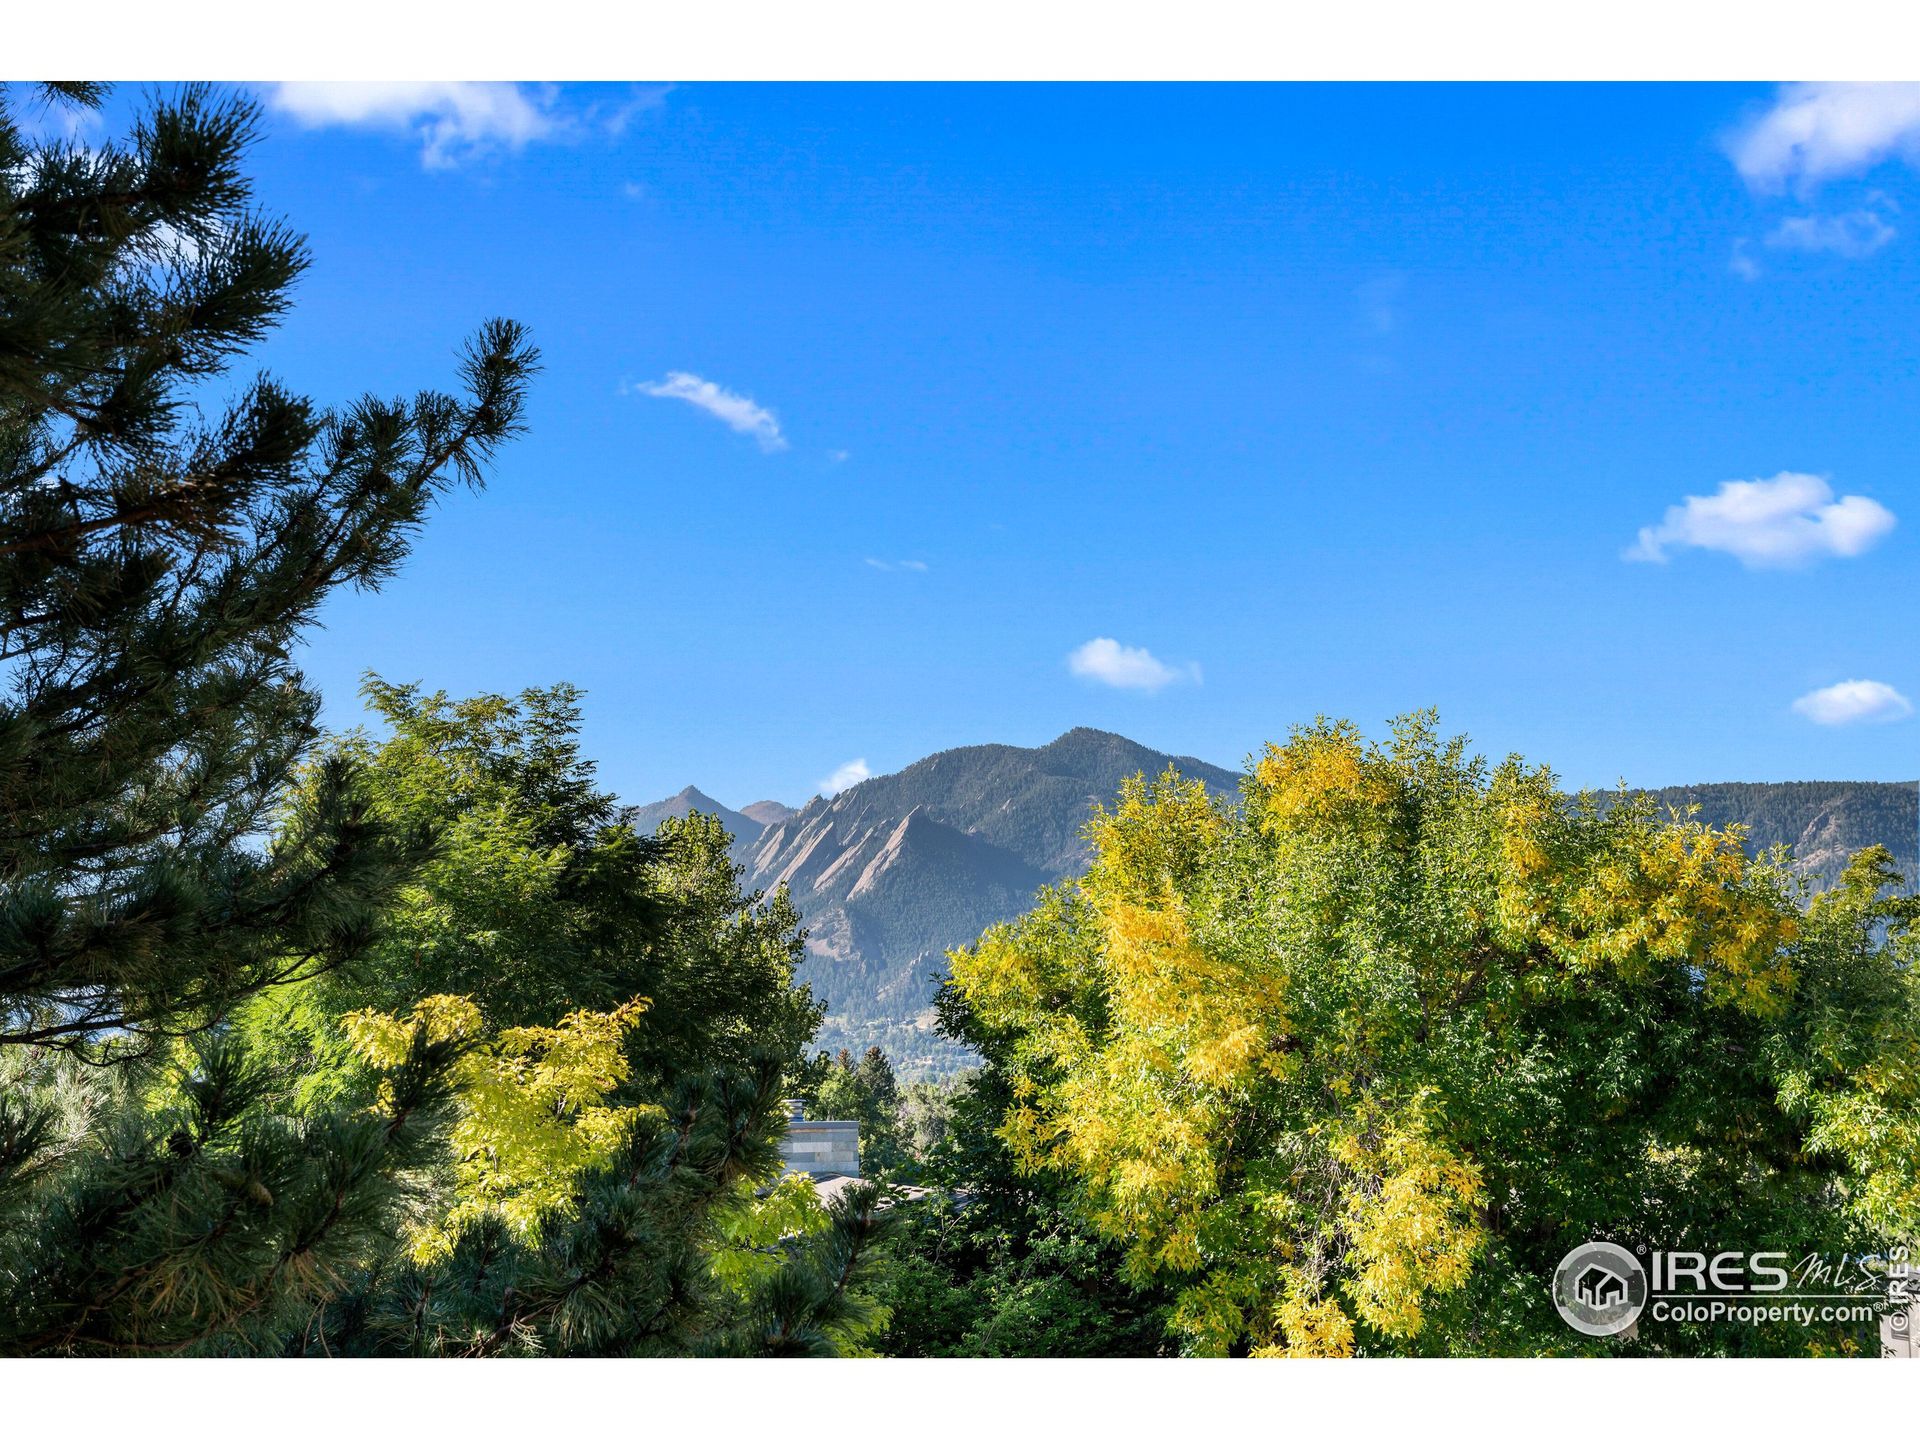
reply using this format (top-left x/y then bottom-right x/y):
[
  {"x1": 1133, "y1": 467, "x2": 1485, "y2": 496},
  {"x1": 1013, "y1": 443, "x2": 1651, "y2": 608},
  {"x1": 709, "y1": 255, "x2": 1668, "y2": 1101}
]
[{"x1": 631, "y1": 732, "x2": 1918, "y2": 1078}]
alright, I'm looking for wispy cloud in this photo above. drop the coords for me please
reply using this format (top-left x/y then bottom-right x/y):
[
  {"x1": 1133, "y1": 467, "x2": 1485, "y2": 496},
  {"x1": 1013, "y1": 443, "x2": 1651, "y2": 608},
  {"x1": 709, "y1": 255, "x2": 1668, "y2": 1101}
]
[
  {"x1": 590, "y1": 85, "x2": 672, "y2": 138},
  {"x1": 1356, "y1": 272, "x2": 1406, "y2": 337},
  {"x1": 631, "y1": 372, "x2": 787, "y2": 453},
  {"x1": 1728, "y1": 83, "x2": 1920, "y2": 195},
  {"x1": 1625, "y1": 472, "x2": 1895, "y2": 569},
  {"x1": 1764, "y1": 201, "x2": 1897, "y2": 259},
  {"x1": 819, "y1": 758, "x2": 871, "y2": 795},
  {"x1": 1067, "y1": 638, "x2": 1200, "y2": 693},
  {"x1": 1728, "y1": 239, "x2": 1763, "y2": 281},
  {"x1": 15, "y1": 90, "x2": 104, "y2": 145},
  {"x1": 262, "y1": 82, "x2": 566, "y2": 168},
  {"x1": 1792, "y1": 679, "x2": 1913, "y2": 726},
  {"x1": 863, "y1": 558, "x2": 928, "y2": 572},
  {"x1": 150, "y1": 221, "x2": 211, "y2": 269}
]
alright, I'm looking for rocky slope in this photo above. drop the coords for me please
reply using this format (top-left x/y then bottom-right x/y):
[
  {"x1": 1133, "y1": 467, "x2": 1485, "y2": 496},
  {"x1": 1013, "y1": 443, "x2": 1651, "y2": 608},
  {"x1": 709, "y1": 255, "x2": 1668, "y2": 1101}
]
[{"x1": 646, "y1": 729, "x2": 1240, "y2": 1074}]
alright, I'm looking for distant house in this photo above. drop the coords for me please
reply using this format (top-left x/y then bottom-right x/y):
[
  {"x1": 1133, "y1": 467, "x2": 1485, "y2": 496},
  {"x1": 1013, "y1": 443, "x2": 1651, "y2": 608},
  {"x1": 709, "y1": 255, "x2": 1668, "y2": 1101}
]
[
  {"x1": 777, "y1": 1098, "x2": 860, "y2": 1180},
  {"x1": 775, "y1": 1101, "x2": 936, "y2": 1209}
]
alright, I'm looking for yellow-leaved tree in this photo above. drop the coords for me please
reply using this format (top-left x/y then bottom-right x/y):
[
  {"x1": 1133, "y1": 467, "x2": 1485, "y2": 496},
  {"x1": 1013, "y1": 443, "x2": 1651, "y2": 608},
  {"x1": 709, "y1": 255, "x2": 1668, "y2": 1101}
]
[
  {"x1": 342, "y1": 993, "x2": 657, "y2": 1258},
  {"x1": 949, "y1": 714, "x2": 1918, "y2": 1357}
]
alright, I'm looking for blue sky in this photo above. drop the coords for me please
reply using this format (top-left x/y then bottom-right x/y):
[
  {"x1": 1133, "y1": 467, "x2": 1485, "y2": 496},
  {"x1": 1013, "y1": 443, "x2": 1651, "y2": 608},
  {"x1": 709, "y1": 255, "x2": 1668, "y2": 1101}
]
[{"x1": 95, "y1": 83, "x2": 1920, "y2": 803}]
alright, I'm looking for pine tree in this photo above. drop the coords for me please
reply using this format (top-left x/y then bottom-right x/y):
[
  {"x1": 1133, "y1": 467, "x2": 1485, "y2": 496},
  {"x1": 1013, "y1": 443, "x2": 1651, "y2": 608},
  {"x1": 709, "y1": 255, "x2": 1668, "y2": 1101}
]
[
  {"x1": 803, "y1": 1044, "x2": 914, "y2": 1179},
  {"x1": 0, "y1": 83, "x2": 534, "y2": 1353},
  {"x1": 0, "y1": 83, "x2": 537, "y2": 1056},
  {"x1": 301, "y1": 1057, "x2": 893, "y2": 1357},
  {"x1": 856, "y1": 1045, "x2": 901, "y2": 1112},
  {"x1": 0, "y1": 1021, "x2": 468, "y2": 1354}
]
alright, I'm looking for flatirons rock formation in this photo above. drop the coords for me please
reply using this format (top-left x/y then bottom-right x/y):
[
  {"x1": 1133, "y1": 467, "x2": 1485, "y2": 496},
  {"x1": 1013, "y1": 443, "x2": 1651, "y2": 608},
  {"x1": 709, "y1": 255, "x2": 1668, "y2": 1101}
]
[
  {"x1": 641, "y1": 729, "x2": 1240, "y2": 1074},
  {"x1": 739, "y1": 799, "x2": 799, "y2": 827},
  {"x1": 737, "y1": 729, "x2": 1240, "y2": 1071}
]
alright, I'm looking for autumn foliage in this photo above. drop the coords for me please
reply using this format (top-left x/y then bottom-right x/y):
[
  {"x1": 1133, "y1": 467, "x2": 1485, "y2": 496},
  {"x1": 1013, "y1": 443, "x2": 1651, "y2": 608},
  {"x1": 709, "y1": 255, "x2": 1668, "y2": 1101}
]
[{"x1": 949, "y1": 714, "x2": 1919, "y2": 1356}]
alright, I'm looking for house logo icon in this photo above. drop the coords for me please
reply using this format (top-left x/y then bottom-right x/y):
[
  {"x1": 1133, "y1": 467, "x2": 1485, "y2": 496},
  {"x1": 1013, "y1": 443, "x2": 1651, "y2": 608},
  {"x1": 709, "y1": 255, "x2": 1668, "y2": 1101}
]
[
  {"x1": 1554, "y1": 1241, "x2": 1647, "y2": 1337},
  {"x1": 1574, "y1": 1263, "x2": 1627, "y2": 1308}
]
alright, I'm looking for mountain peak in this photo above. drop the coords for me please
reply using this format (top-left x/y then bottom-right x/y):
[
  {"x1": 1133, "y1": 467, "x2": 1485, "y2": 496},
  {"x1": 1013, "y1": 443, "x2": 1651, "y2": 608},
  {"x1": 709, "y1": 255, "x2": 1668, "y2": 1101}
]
[
  {"x1": 627, "y1": 786, "x2": 765, "y2": 843},
  {"x1": 1049, "y1": 726, "x2": 1128, "y2": 745}
]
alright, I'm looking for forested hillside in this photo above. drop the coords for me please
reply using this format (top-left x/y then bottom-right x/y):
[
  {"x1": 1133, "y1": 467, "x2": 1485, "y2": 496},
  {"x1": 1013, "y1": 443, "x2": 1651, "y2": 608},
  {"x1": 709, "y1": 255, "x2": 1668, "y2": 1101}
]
[{"x1": 1633, "y1": 780, "x2": 1917, "y2": 892}]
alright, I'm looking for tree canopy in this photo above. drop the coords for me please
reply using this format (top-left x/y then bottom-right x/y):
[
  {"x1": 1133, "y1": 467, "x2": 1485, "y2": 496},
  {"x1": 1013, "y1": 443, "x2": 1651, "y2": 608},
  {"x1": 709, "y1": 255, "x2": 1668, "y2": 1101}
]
[
  {"x1": 307, "y1": 678, "x2": 822, "y2": 1080},
  {"x1": 947, "y1": 714, "x2": 1920, "y2": 1356}
]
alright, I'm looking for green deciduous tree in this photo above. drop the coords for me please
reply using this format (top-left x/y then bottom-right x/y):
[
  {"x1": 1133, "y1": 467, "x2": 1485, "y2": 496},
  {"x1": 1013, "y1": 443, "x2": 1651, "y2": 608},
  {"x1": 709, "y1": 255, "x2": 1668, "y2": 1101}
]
[
  {"x1": 237, "y1": 679, "x2": 865, "y2": 1356},
  {"x1": 183, "y1": 677, "x2": 873, "y2": 1356},
  {"x1": 304, "y1": 679, "x2": 823, "y2": 1081},
  {"x1": 864, "y1": 981, "x2": 1173, "y2": 1357},
  {"x1": 292, "y1": 1022, "x2": 892, "y2": 1358}
]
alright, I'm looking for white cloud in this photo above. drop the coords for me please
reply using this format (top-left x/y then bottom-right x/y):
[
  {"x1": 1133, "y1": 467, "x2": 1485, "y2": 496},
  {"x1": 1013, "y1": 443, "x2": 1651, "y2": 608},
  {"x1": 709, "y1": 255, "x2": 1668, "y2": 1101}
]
[
  {"x1": 1728, "y1": 239, "x2": 1762, "y2": 281},
  {"x1": 1792, "y1": 679, "x2": 1914, "y2": 727},
  {"x1": 263, "y1": 82, "x2": 563, "y2": 168},
  {"x1": 1728, "y1": 82, "x2": 1920, "y2": 194},
  {"x1": 142, "y1": 220, "x2": 216, "y2": 271},
  {"x1": 1067, "y1": 637, "x2": 1200, "y2": 693},
  {"x1": 1764, "y1": 206, "x2": 1897, "y2": 259},
  {"x1": 632, "y1": 372, "x2": 787, "y2": 452},
  {"x1": 863, "y1": 558, "x2": 928, "y2": 572},
  {"x1": 1625, "y1": 472, "x2": 1896, "y2": 569},
  {"x1": 819, "y1": 758, "x2": 871, "y2": 795}
]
